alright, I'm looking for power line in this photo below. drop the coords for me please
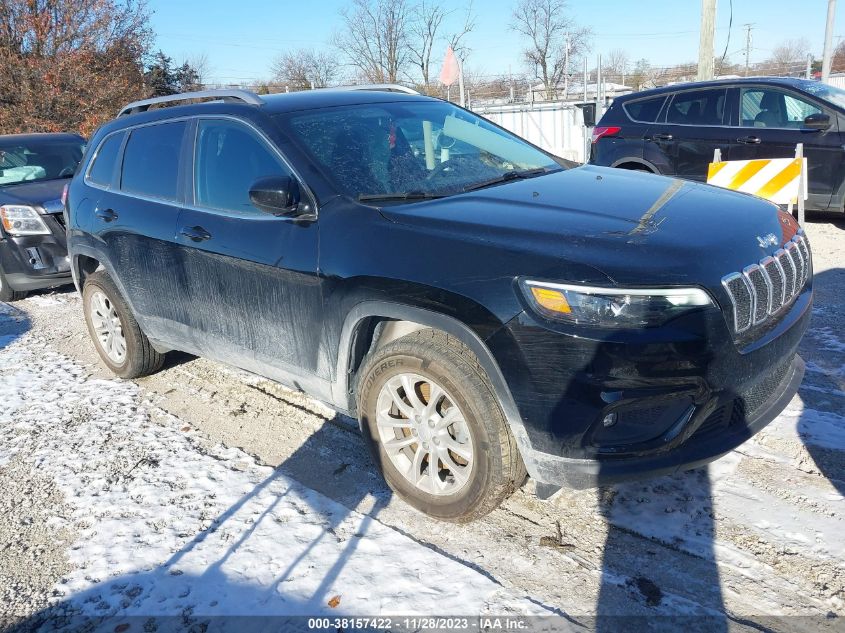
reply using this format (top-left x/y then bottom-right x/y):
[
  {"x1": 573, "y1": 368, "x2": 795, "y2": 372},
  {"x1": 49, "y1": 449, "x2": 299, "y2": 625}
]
[{"x1": 718, "y1": 0, "x2": 733, "y2": 72}]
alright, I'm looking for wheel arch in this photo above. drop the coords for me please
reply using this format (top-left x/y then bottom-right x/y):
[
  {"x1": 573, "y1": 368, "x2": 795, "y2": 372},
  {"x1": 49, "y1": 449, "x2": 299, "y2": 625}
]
[
  {"x1": 334, "y1": 301, "x2": 536, "y2": 474},
  {"x1": 610, "y1": 157, "x2": 658, "y2": 172},
  {"x1": 70, "y1": 246, "x2": 141, "y2": 323},
  {"x1": 72, "y1": 253, "x2": 102, "y2": 291}
]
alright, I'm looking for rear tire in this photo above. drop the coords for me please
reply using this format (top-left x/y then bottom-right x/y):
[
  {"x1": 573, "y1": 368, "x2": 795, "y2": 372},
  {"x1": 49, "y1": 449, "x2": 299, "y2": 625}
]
[
  {"x1": 0, "y1": 265, "x2": 27, "y2": 302},
  {"x1": 82, "y1": 271, "x2": 164, "y2": 379},
  {"x1": 356, "y1": 329, "x2": 526, "y2": 522}
]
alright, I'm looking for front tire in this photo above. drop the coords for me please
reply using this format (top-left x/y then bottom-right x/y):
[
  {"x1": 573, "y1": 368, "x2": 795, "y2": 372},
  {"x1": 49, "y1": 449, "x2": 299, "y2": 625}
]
[
  {"x1": 82, "y1": 271, "x2": 164, "y2": 379},
  {"x1": 0, "y1": 264, "x2": 27, "y2": 302},
  {"x1": 357, "y1": 329, "x2": 526, "y2": 522}
]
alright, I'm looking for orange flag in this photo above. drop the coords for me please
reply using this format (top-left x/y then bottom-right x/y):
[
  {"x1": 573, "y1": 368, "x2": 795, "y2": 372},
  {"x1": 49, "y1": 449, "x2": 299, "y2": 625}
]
[{"x1": 439, "y1": 46, "x2": 460, "y2": 86}]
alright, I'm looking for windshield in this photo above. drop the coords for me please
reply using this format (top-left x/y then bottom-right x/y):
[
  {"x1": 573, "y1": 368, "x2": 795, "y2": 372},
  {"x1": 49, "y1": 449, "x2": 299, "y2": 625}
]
[
  {"x1": 278, "y1": 101, "x2": 560, "y2": 202},
  {"x1": 0, "y1": 137, "x2": 85, "y2": 187},
  {"x1": 800, "y1": 81, "x2": 845, "y2": 110}
]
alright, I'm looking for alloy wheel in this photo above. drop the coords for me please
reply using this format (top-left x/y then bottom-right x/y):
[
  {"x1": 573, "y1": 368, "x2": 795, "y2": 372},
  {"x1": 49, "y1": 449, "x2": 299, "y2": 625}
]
[
  {"x1": 375, "y1": 373, "x2": 474, "y2": 496},
  {"x1": 89, "y1": 289, "x2": 127, "y2": 365}
]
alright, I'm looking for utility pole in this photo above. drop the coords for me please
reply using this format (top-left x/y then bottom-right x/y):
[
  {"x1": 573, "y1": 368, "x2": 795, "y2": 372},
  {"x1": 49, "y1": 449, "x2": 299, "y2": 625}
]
[
  {"x1": 743, "y1": 24, "x2": 754, "y2": 76},
  {"x1": 697, "y1": 0, "x2": 718, "y2": 81},
  {"x1": 807, "y1": 53, "x2": 814, "y2": 79},
  {"x1": 563, "y1": 35, "x2": 571, "y2": 100},
  {"x1": 822, "y1": 0, "x2": 837, "y2": 83}
]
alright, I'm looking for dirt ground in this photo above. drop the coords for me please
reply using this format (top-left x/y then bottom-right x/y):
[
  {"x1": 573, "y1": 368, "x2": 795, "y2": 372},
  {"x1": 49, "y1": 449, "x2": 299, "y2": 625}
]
[{"x1": 1, "y1": 212, "x2": 844, "y2": 630}]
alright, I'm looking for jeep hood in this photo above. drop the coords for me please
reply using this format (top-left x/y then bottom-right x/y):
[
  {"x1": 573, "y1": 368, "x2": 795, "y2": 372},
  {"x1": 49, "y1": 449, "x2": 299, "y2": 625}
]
[{"x1": 378, "y1": 165, "x2": 793, "y2": 288}]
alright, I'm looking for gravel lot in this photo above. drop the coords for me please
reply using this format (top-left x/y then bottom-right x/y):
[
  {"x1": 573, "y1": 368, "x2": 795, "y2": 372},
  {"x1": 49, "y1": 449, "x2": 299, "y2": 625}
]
[{"x1": 1, "y1": 213, "x2": 844, "y2": 631}]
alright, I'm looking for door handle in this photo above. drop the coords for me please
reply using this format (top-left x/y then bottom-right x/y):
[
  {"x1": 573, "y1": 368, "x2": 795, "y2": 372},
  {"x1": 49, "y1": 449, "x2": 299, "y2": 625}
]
[
  {"x1": 94, "y1": 208, "x2": 118, "y2": 222},
  {"x1": 653, "y1": 133, "x2": 674, "y2": 141},
  {"x1": 737, "y1": 136, "x2": 761, "y2": 145},
  {"x1": 179, "y1": 226, "x2": 212, "y2": 242}
]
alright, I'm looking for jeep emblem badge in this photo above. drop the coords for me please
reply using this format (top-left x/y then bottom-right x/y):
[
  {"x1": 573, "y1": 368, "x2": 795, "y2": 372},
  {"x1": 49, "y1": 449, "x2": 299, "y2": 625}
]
[{"x1": 757, "y1": 233, "x2": 778, "y2": 248}]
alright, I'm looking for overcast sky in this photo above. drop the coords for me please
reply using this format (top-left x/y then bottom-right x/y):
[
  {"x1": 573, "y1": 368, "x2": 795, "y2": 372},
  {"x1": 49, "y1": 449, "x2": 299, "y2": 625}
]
[{"x1": 146, "y1": 0, "x2": 845, "y2": 84}]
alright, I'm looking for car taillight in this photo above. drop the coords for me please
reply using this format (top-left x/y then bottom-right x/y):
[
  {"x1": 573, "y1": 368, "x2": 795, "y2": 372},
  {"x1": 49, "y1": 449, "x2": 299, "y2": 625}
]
[
  {"x1": 61, "y1": 183, "x2": 69, "y2": 207},
  {"x1": 591, "y1": 126, "x2": 621, "y2": 144}
]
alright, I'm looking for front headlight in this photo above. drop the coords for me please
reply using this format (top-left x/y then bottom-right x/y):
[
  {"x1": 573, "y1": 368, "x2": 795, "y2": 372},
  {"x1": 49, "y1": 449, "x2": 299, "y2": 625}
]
[
  {"x1": 521, "y1": 279, "x2": 713, "y2": 328},
  {"x1": 0, "y1": 205, "x2": 50, "y2": 236}
]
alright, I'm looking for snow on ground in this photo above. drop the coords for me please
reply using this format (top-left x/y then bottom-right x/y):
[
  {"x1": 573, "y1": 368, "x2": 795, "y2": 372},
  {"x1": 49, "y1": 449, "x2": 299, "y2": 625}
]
[{"x1": 0, "y1": 332, "x2": 542, "y2": 623}]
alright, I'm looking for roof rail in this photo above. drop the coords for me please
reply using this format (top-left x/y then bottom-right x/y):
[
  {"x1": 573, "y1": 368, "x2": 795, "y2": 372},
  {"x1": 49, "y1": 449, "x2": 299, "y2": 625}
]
[
  {"x1": 117, "y1": 89, "x2": 264, "y2": 117},
  {"x1": 337, "y1": 84, "x2": 421, "y2": 95}
]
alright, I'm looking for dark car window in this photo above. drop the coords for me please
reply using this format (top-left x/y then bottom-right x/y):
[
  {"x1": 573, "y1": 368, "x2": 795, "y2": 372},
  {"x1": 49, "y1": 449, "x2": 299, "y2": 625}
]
[
  {"x1": 279, "y1": 101, "x2": 558, "y2": 201},
  {"x1": 739, "y1": 88, "x2": 822, "y2": 128},
  {"x1": 193, "y1": 119, "x2": 289, "y2": 215},
  {"x1": 87, "y1": 133, "x2": 124, "y2": 187},
  {"x1": 623, "y1": 96, "x2": 666, "y2": 123},
  {"x1": 0, "y1": 137, "x2": 85, "y2": 187},
  {"x1": 121, "y1": 121, "x2": 186, "y2": 201},
  {"x1": 666, "y1": 89, "x2": 727, "y2": 126}
]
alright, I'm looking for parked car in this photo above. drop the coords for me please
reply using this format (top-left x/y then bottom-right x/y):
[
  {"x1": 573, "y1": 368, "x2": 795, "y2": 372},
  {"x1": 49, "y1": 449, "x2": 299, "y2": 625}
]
[
  {"x1": 66, "y1": 88, "x2": 811, "y2": 522},
  {"x1": 590, "y1": 77, "x2": 845, "y2": 213},
  {"x1": 0, "y1": 133, "x2": 85, "y2": 301}
]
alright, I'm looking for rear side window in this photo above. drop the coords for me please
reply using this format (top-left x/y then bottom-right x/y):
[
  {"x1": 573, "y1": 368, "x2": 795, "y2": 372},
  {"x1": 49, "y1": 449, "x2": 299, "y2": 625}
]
[
  {"x1": 666, "y1": 89, "x2": 727, "y2": 126},
  {"x1": 623, "y1": 96, "x2": 666, "y2": 123},
  {"x1": 87, "y1": 133, "x2": 123, "y2": 187},
  {"x1": 121, "y1": 121, "x2": 186, "y2": 201}
]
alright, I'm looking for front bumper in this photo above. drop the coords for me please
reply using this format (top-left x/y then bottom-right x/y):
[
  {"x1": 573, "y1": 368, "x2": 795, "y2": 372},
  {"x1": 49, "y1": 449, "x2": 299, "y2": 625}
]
[
  {"x1": 527, "y1": 354, "x2": 804, "y2": 488},
  {"x1": 487, "y1": 282, "x2": 812, "y2": 488},
  {"x1": 0, "y1": 214, "x2": 72, "y2": 292}
]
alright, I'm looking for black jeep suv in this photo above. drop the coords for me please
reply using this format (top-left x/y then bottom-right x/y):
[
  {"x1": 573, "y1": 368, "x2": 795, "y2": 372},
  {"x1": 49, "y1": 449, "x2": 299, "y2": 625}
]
[
  {"x1": 66, "y1": 88, "x2": 811, "y2": 521},
  {"x1": 591, "y1": 77, "x2": 845, "y2": 213},
  {"x1": 0, "y1": 133, "x2": 85, "y2": 301}
]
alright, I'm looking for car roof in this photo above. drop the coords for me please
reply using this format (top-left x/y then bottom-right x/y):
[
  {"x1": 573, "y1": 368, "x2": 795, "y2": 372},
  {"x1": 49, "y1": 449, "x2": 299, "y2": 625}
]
[
  {"x1": 616, "y1": 77, "x2": 826, "y2": 101},
  {"x1": 0, "y1": 132, "x2": 85, "y2": 143},
  {"x1": 259, "y1": 88, "x2": 432, "y2": 113},
  {"x1": 94, "y1": 88, "x2": 437, "y2": 139}
]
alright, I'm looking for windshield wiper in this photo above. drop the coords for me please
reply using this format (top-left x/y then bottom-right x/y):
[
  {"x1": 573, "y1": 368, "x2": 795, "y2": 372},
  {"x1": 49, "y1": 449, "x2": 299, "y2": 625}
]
[
  {"x1": 463, "y1": 167, "x2": 559, "y2": 193},
  {"x1": 358, "y1": 191, "x2": 446, "y2": 203}
]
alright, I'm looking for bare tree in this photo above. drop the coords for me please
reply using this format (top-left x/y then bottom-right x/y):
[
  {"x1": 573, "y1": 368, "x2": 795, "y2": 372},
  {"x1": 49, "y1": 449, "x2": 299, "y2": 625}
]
[
  {"x1": 604, "y1": 48, "x2": 630, "y2": 84},
  {"x1": 272, "y1": 49, "x2": 340, "y2": 91},
  {"x1": 335, "y1": 0, "x2": 411, "y2": 84},
  {"x1": 447, "y1": 1, "x2": 476, "y2": 62},
  {"x1": 626, "y1": 58, "x2": 650, "y2": 90},
  {"x1": 0, "y1": 0, "x2": 152, "y2": 135},
  {"x1": 832, "y1": 40, "x2": 845, "y2": 74},
  {"x1": 187, "y1": 52, "x2": 210, "y2": 87},
  {"x1": 768, "y1": 38, "x2": 811, "y2": 75},
  {"x1": 511, "y1": 0, "x2": 590, "y2": 100},
  {"x1": 408, "y1": 0, "x2": 446, "y2": 90}
]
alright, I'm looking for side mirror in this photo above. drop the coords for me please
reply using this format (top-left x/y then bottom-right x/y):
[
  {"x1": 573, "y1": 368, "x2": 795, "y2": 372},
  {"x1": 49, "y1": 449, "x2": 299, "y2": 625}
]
[
  {"x1": 249, "y1": 176, "x2": 301, "y2": 216},
  {"x1": 804, "y1": 112, "x2": 831, "y2": 131}
]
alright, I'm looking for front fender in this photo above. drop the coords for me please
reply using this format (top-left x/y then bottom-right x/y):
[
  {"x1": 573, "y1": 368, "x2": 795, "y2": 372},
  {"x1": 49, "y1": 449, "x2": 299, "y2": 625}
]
[{"x1": 333, "y1": 301, "x2": 544, "y2": 479}]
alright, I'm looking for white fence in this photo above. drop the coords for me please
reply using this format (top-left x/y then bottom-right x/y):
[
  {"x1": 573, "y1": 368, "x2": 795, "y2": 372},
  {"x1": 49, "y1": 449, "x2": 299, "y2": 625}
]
[{"x1": 472, "y1": 101, "x2": 588, "y2": 163}]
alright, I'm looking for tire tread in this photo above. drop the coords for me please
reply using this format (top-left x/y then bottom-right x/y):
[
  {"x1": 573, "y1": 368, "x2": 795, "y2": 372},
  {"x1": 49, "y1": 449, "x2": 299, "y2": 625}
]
[{"x1": 83, "y1": 271, "x2": 164, "y2": 379}]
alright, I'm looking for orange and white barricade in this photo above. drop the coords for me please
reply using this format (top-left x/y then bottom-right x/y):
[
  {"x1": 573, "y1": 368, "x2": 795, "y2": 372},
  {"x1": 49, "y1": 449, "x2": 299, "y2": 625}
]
[{"x1": 707, "y1": 144, "x2": 808, "y2": 224}]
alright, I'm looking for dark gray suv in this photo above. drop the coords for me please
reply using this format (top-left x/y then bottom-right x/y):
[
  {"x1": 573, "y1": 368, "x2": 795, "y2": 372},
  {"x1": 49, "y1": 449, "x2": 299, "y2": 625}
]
[{"x1": 591, "y1": 77, "x2": 845, "y2": 213}]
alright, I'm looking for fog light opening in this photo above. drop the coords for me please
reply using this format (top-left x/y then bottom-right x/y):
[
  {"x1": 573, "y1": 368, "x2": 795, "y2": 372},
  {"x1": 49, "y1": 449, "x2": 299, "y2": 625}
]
[{"x1": 602, "y1": 412, "x2": 618, "y2": 428}]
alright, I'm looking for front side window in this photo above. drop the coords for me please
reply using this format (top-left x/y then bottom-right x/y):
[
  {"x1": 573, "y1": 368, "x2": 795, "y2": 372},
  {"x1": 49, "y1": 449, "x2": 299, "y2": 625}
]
[
  {"x1": 278, "y1": 101, "x2": 560, "y2": 202},
  {"x1": 666, "y1": 89, "x2": 727, "y2": 126},
  {"x1": 193, "y1": 119, "x2": 289, "y2": 214},
  {"x1": 0, "y1": 137, "x2": 85, "y2": 187},
  {"x1": 739, "y1": 88, "x2": 822, "y2": 128},
  {"x1": 87, "y1": 133, "x2": 124, "y2": 187},
  {"x1": 121, "y1": 121, "x2": 186, "y2": 201}
]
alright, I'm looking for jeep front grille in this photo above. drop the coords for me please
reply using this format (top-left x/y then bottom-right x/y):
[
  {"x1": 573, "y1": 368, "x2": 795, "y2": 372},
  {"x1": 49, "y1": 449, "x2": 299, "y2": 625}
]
[{"x1": 721, "y1": 231, "x2": 811, "y2": 335}]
